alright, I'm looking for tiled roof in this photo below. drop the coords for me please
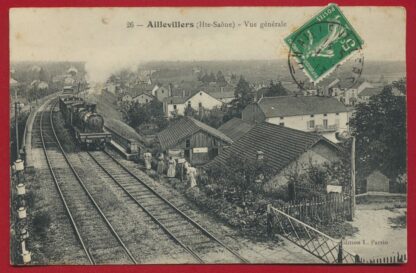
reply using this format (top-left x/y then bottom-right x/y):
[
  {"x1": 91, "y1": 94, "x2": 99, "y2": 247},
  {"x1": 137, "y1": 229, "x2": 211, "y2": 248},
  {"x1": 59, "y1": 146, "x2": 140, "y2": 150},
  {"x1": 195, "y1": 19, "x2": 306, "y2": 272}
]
[
  {"x1": 217, "y1": 118, "x2": 255, "y2": 141},
  {"x1": 358, "y1": 87, "x2": 383, "y2": 97},
  {"x1": 163, "y1": 96, "x2": 188, "y2": 104},
  {"x1": 210, "y1": 91, "x2": 235, "y2": 99},
  {"x1": 205, "y1": 122, "x2": 334, "y2": 173},
  {"x1": 163, "y1": 90, "x2": 220, "y2": 104},
  {"x1": 126, "y1": 85, "x2": 153, "y2": 97},
  {"x1": 256, "y1": 96, "x2": 347, "y2": 117},
  {"x1": 132, "y1": 92, "x2": 154, "y2": 99},
  {"x1": 157, "y1": 116, "x2": 233, "y2": 150}
]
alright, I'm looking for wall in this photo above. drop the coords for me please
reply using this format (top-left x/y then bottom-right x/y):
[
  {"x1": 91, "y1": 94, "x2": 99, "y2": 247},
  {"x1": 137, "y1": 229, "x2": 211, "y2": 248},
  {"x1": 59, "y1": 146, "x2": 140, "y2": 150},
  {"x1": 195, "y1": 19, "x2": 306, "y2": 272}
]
[
  {"x1": 266, "y1": 112, "x2": 349, "y2": 143},
  {"x1": 366, "y1": 170, "x2": 390, "y2": 192},
  {"x1": 170, "y1": 130, "x2": 228, "y2": 165},
  {"x1": 132, "y1": 94, "x2": 153, "y2": 104},
  {"x1": 121, "y1": 95, "x2": 132, "y2": 102},
  {"x1": 155, "y1": 86, "x2": 170, "y2": 102},
  {"x1": 264, "y1": 142, "x2": 341, "y2": 192},
  {"x1": 165, "y1": 102, "x2": 186, "y2": 117},
  {"x1": 164, "y1": 91, "x2": 223, "y2": 118},
  {"x1": 186, "y1": 91, "x2": 223, "y2": 111}
]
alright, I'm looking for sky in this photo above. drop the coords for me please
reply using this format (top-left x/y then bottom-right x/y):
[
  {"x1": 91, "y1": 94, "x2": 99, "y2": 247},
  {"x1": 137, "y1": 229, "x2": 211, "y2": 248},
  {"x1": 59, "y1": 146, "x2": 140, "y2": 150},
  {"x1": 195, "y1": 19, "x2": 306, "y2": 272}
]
[{"x1": 10, "y1": 7, "x2": 406, "y2": 82}]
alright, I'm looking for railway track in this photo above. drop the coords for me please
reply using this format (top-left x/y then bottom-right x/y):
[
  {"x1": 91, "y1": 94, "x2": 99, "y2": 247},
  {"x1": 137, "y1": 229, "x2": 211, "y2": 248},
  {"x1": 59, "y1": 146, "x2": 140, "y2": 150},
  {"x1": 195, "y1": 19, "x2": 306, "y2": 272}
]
[
  {"x1": 39, "y1": 101, "x2": 137, "y2": 264},
  {"x1": 87, "y1": 150, "x2": 249, "y2": 264}
]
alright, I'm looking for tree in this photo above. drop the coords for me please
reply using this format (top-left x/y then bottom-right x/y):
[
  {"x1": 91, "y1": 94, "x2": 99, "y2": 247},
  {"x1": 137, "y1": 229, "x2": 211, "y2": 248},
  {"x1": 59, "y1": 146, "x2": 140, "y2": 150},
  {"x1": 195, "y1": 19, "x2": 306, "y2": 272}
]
[
  {"x1": 265, "y1": 81, "x2": 288, "y2": 97},
  {"x1": 207, "y1": 154, "x2": 274, "y2": 208},
  {"x1": 234, "y1": 76, "x2": 254, "y2": 109},
  {"x1": 124, "y1": 100, "x2": 168, "y2": 131},
  {"x1": 392, "y1": 77, "x2": 406, "y2": 95},
  {"x1": 349, "y1": 85, "x2": 406, "y2": 180},
  {"x1": 209, "y1": 72, "x2": 216, "y2": 83},
  {"x1": 216, "y1": 70, "x2": 226, "y2": 84}
]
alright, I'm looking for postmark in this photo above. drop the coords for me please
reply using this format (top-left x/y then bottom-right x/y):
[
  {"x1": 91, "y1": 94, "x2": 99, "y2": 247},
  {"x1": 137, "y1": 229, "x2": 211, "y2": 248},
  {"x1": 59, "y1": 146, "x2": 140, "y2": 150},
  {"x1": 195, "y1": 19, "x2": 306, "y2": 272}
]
[{"x1": 285, "y1": 4, "x2": 364, "y2": 85}]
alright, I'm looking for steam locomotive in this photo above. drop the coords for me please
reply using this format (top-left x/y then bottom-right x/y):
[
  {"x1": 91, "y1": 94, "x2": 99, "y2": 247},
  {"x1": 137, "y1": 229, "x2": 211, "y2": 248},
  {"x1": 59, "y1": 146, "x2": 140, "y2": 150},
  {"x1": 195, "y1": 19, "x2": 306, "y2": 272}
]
[{"x1": 59, "y1": 95, "x2": 111, "y2": 150}]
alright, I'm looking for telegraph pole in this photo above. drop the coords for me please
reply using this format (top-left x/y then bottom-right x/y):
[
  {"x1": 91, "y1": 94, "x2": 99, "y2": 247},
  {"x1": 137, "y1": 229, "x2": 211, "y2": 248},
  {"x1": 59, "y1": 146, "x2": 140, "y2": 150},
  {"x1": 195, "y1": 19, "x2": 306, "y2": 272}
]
[
  {"x1": 349, "y1": 136, "x2": 356, "y2": 220},
  {"x1": 337, "y1": 132, "x2": 356, "y2": 221},
  {"x1": 14, "y1": 89, "x2": 20, "y2": 160}
]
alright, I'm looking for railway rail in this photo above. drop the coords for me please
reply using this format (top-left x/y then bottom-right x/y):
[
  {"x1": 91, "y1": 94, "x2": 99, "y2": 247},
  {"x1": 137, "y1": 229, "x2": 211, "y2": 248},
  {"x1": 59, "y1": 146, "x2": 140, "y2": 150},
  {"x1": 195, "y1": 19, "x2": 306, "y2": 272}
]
[
  {"x1": 87, "y1": 150, "x2": 249, "y2": 264},
  {"x1": 39, "y1": 100, "x2": 137, "y2": 264}
]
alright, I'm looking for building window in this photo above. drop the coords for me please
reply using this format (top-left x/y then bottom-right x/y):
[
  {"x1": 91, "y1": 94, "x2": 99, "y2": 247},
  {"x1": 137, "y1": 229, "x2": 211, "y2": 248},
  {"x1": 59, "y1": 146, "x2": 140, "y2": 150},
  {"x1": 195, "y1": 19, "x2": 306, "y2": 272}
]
[
  {"x1": 188, "y1": 101, "x2": 191, "y2": 107},
  {"x1": 308, "y1": 120, "x2": 315, "y2": 129},
  {"x1": 323, "y1": 119, "x2": 328, "y2": 128},
  {"x1": 324, "y1": 113, "x2": 327, "y2": 117},
  {"x1": 199, "y1": 102, "x2": 202, "y2": 108},
  {"x1": 185, "y1": 139, "x2": 191, "y2": 148},
  {"x1": 310, "y1": 114, "x2": 314, "y2": 117},
  {"x1": 279, "y1": 122, "x2": 285, "y2": 126},
  {"x1": 280, "y1": 117, "x2": 284, "y2": 120},
  {"x1": 146, "y1": 99, "x2": 148, "y2": 103},
  {"x1": 173, "y1": 104, "x2": 177, "y2": 110},
  {"x1": 200, "y1": 92, "x2": 203, "y2": 96},
  {"x1": 162, "y1": 90, "x2": 164, "y2": 93},
  {"x1": 336, "y1": 112, "x2": 339, "y2": 116}
]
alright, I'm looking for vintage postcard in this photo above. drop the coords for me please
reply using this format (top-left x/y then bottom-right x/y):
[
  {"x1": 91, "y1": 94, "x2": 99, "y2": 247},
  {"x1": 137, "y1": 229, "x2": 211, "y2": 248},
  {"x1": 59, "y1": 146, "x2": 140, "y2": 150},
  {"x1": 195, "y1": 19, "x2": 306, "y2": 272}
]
[{"x1": 9, "y1": 5, "x2": 407, "y2": 265}]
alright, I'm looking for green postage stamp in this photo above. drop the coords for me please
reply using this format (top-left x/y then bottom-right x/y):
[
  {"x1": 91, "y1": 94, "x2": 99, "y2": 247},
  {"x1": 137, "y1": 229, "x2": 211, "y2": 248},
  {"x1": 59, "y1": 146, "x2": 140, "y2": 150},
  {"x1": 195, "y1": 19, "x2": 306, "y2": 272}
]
[{"x1": 285, "y1": 4, "x2": 364, "y2": 84}]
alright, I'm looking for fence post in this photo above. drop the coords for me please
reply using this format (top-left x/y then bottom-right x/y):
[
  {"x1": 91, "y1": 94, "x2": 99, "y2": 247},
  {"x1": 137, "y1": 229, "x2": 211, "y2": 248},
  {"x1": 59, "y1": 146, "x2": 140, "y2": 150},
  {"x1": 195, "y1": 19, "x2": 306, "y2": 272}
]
[
  {"x1": 266, "y1": 204, "x2": 273, "y2": 238},
  {"x1": 288, "y1": 181, "x2": 295, "y2": 201},
  {"x1": 337, "y1": 241, "x2": 343, "y2": 264}
]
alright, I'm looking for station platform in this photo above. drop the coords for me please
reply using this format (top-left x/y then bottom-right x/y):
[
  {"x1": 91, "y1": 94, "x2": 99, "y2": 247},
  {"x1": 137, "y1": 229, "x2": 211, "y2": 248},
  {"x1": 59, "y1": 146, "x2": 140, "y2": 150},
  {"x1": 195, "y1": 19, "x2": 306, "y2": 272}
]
[{"x1": 108, "y1": 139, "x2": 138, "y2": 161}]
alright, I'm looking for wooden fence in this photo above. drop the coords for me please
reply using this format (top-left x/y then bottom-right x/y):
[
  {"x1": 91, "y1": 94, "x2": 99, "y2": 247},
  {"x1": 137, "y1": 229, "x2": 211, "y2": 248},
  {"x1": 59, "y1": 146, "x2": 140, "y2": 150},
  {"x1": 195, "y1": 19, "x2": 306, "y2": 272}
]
[
  {"x1": 359, "y1": 252, "x2": 407, "y2": 264},
  {"x1": 278, "y1": 193, "x2": 351, "y2": 225}
]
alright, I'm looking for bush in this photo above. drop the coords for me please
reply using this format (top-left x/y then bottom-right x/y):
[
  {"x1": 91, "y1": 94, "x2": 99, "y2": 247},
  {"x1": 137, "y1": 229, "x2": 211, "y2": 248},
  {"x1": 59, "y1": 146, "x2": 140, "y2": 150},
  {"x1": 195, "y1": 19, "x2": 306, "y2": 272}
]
[{"x1": 33, "y1": 211, "x2": 51, "y2": 235}]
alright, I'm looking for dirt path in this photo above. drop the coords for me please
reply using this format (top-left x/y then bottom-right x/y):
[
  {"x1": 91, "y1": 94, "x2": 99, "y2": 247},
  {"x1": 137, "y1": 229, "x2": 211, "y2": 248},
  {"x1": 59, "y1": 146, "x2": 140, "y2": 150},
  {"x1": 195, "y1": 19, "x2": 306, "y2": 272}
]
[{"x1": 342, "y1": 208, "x2": 407, "y2": 259}]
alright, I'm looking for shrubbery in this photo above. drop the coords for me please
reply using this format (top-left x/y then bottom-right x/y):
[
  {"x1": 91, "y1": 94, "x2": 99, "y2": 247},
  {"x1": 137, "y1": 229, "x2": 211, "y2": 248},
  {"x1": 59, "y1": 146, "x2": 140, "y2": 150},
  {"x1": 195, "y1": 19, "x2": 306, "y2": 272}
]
[{"x1": 33, "y1": 211, "x2": 51, "y2": 236}]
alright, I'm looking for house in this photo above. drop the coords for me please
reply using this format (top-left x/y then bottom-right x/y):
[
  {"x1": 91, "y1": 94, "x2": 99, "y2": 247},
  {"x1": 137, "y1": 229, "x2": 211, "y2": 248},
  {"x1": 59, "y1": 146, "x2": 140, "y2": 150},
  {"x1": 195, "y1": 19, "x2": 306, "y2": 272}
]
[
  {"x1": 205, "y1": 122, "x2": 343, "y2": 192},
  {"x1": 217, "y1": 118, "x2": 255, "y2": 141},
  {"x1": 328, "y1": 80, "x2": 373, "y2": 106},
  {"x1": 163, "y1": 90, "x2": 224, "y2": 118},
  {"x1": 157, "y1": 116, "x2": 233, "y2": 165},
  {"x1": 152, "y1": 84, "x2": 171, "y2": 102},
  {"x1": 358, "y1": 87, "x2": 383, "y2": 103},
  {"x1": 120, "y1": 85, "x2": 154, "y2": 104},
  {"x1": 131, "y1": 92, "x2": 154, "y2": 105},
  {"x1": 241, "y1": 96, "x2": 349, "y2": 143},
  {"x1": 302, "y1": 89, "x2": 318, "y2": 96},
  {"x1": 121, "y1": 93, "x2": 133, "y2": 102},
  {"x1": 210, "y1": 90, "x2": 235, "y2": 103}
]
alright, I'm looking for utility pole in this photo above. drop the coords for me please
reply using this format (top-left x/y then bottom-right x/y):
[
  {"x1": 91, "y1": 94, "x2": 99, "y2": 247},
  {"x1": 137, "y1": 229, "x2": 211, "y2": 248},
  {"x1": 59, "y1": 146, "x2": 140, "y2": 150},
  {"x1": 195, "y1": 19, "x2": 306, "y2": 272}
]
[
  {"x1": 337, "y1": 132, "x2": 356, "y2": 221},
  {"x1": 14, "y1": 89, "x2": 20, "y2": 160},
  {"x1": 349, "y1": 136, "x2": 356, "y2": 220}
]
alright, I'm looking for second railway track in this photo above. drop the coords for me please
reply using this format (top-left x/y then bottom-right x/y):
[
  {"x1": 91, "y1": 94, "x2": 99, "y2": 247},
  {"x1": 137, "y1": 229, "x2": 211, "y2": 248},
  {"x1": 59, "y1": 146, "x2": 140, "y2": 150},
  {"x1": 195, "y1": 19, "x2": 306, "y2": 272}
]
[
  {"x1": 40, "y1": 101, "x2": 137, "y2": 264},
  {"x1": 39, "y1": 99, "x2": 249, "y2": 264},
  {"x1": 87, "y1": 150, "x2": 249, "y2": 264}
]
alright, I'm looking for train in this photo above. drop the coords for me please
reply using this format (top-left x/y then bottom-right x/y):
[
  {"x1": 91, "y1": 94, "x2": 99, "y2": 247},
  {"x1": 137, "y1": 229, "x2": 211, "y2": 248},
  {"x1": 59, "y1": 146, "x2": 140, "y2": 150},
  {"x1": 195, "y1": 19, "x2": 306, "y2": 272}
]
[{"x1": 59, "y1": 94, "x2": 111, "y2": 150}]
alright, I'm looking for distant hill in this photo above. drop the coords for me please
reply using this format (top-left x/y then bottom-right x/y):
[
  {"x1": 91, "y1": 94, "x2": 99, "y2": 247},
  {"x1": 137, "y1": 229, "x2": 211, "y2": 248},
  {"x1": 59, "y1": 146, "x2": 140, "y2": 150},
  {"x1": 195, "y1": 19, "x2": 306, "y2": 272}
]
[{"x1": 141, "y1": 59, "x2": 406, "y2": 86}]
